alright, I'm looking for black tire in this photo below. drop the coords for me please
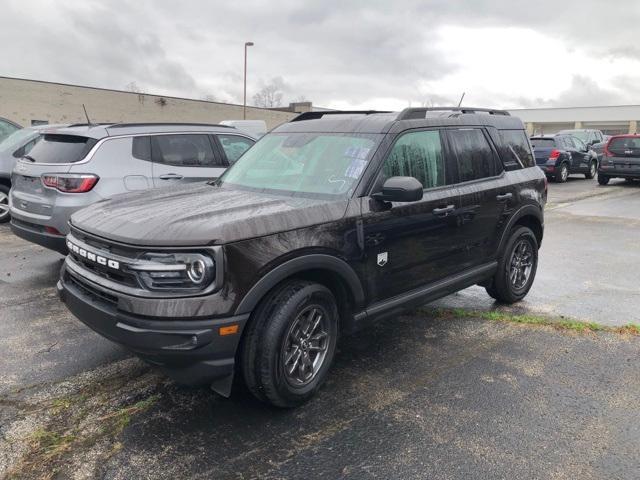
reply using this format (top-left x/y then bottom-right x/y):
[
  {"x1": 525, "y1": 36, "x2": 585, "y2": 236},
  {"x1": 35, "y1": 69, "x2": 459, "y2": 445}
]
[
  {"x1": 598, "y1": 174, "x2": 610, "y2": 185},
  {"x1": 0, "y1": 184, "x2": 10, "y2": 224},
  {"x1": 240, "y1": 280, "x2": 339, "y2": 408},
  {"x1": 485, "y1": 226, "x2": 538, "y2": 304},
  {"x1": 554, "y1": 163, "x2": 569, "y2": 183},
  {"x1": 585, "y1": 161, "x2": 597, "y2": 179}
]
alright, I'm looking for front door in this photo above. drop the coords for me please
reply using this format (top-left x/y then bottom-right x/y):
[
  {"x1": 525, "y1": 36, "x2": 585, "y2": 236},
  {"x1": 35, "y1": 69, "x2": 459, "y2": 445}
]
[
  {"x1": 361, "y1": 129, "x2": 465, "y2": 304},
  {"x1": 151, "y1": 133, "x2": 227, "y2": 187}
]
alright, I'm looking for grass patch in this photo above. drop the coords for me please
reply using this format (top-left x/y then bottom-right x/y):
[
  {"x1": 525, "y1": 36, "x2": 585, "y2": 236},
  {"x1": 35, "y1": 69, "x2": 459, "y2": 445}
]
[{"x1": 425, "y1": 307, "x2": 639, "y2": 335}]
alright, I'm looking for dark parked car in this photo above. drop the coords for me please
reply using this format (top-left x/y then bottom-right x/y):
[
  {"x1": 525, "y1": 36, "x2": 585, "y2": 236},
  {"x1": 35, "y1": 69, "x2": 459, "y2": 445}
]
[
  {"x1": 558, "y1": 128, "x2": 606, "y2": 163},
  {"x1": 598, "y1": 134, "x2": 640, "y2": 185},
  {"x1": 58, "y1": 107, "x2": 546, "y2": 407},
  {"x1": 531, "y1": 134, "x2": 598, "y2": 182}
]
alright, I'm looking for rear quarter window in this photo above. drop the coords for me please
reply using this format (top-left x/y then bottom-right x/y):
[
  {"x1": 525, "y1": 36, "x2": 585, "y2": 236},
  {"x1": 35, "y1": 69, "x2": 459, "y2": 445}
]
[
  {"x1": 24, "y1": 134, "x2": 97, "y2": 164},
  {"x1": 500, "y1": 130, "x2": 535, "y2": 168}
]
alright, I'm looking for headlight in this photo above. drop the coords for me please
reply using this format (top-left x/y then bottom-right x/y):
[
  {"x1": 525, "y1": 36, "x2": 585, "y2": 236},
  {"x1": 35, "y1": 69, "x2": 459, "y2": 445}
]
[{"x1": 131, "y1": 252, "x2": 215, "y2": 292}]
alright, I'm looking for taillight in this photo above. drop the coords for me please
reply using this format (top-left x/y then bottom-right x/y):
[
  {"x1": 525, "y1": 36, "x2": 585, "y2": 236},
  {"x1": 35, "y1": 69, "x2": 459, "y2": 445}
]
[
  {"x1": 549, "y1": 149, "x2": 561, "y2": 160},
  {"x1": 41, "y1": 174, "x2": 99, "y2": 193}
]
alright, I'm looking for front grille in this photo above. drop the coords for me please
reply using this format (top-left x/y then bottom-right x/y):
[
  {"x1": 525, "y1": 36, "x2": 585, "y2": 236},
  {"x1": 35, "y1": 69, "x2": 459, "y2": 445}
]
[{"x1": 65, "y1": 271, "x2": 118, "y2": 307}]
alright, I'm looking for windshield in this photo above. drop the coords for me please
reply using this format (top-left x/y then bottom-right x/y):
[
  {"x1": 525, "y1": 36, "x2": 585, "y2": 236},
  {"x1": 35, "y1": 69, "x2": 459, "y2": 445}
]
[
  {"x1": 218, "y1": 132, "x2": 382, "y2": 197},
  {"x1": 0, "y1": 128, "x2": 37, "y2": 153},
  {"x1": 23, "y1": 134, "x2": 97, "y2": 163}
]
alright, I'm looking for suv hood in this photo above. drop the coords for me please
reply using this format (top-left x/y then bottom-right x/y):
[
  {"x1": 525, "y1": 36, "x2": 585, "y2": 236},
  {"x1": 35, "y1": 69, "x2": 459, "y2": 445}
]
[{"x1": 70, "y1": 184, "x2": 350, "y2": 246}]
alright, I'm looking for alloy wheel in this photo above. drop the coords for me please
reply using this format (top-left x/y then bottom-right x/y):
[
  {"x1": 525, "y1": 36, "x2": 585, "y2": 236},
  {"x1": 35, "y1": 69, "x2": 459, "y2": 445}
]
[
  {"x1": 509, "y1": 239, "x2": 534, "y2": 290},
  {"x1": 561, "y1": 165, "x2": 568, "y2": 182},
  {"x1": 0, "y1": 191, "x2": 9, "y2": 221},
  {"x1": 281, "y1": 305, "x2": 330, "y2": 387}
]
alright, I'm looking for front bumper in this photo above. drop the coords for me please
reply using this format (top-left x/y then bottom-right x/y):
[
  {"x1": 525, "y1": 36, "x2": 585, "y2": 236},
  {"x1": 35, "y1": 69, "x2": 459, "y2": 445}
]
[{"x1": 58, "y1": 267, "x2": 248, "y2": 388}]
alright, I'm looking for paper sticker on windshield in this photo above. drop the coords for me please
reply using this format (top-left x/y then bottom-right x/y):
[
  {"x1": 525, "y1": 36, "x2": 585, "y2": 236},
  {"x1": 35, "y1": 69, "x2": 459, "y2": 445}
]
[
  {"x1": 344, "y1": 146, "x2": 371, "y2": 160},
  {"x1": 344, "y1": 159, "x2": 367, "y2": 179}
]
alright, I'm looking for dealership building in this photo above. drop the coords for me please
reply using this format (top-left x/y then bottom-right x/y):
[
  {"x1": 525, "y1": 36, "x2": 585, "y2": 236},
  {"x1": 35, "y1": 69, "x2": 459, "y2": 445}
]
[
  {"x1": 508, "y1": 105, "x2": 640, "y2": 136},
  {"x1": 0, "y1": 76, "x2": 301, "y2": 130}
]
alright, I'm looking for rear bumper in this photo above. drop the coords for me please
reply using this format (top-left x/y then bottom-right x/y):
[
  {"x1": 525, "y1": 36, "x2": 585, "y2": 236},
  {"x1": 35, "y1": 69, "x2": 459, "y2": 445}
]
[
  {"x1": 10, "y1": 218, "x2": 67, "y2": 254},
  {"x1": 57, "y1": 268, "x2": 248, "y2": 387},
  {"x1": 598, "y1": 165, "x2": 640, "y2": 179}
]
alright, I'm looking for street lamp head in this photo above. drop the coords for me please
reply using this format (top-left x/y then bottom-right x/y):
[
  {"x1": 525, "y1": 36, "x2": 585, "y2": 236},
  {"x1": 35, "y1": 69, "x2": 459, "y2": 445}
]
[{"x1": 245, "y1": 41, "x2": 254, "y2": 47}]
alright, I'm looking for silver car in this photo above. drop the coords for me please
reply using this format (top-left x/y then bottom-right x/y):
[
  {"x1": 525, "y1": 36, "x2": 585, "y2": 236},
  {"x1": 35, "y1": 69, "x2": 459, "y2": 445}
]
[{"x1": 9, "y1": 122, "x2": 255, "y2": 253}]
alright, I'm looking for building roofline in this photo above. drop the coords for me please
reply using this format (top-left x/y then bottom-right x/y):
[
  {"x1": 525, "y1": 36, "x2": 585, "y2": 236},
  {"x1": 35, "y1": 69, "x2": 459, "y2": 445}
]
[
  {"x1": 509, "y1": 104, "x2": 640, "y2": 112},
  {"x1": 0, "y1": 75, "x2": 292, "y2": 113}
]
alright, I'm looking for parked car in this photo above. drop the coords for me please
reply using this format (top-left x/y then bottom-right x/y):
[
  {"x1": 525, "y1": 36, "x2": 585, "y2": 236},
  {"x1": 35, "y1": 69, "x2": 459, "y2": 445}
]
[
  {"x1": 558, "y1": 128, "x2": 606, "y2": 163},
  {"x1": 10, "y1": 123, "x2": 255, "y2": 253},
  {"x1": 590, "y1": 134, "x2": 612, "y2": 163},
  {"x1": 0, "y1": 125, "x2": 66, "y2": 223},
  {"x1": 598, "y1": 134, "x2": 640, "y2": 185},
  {"x1": 0, "y1": 117, "x2": 21, "y2": 143},
  {"x1": 58, "y1": 107, "x2": 546, "y2": 407},
  {"x1": 531, "y1": 134, "x2": 598, "y2": 182}
]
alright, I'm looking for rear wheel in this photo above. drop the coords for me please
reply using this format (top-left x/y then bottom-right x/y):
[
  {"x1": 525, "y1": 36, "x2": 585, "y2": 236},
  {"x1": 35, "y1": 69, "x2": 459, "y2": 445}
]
[
  {"x1": 0, "y1": 184, "x2": 10, "y2": 224},
  {"x1": 485, "y1": 226, "x2": 538, "y2": 304},
  {"x1": 240, "y1": 280, "x2": 338, "y2": 408},
  {"x1": 598, "y1": 174, "x2": 610, "y2": 185},
  {"x1": 585, "y1": 161, "x2": 597, "y2": 179},
  {"x1": 555, "y1": 163, "x2": 569, "y2": 183}
]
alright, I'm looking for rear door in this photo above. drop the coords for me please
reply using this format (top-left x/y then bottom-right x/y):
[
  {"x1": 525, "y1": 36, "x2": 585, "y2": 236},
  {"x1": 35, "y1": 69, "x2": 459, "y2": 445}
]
[
  {"x1": 151, "y1": 133, "x2": 226, "y2": 187},
  {"x1": 446, "y1": 127, "x2": 508, "y2": 264},
  {"x1": 10, "y1": 134, "x2": 95, "y2": 218}
]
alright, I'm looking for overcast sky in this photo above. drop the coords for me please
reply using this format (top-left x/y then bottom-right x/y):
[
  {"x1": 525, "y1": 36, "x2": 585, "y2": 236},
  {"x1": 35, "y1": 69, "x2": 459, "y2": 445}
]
[{"x1": 2, "y1": 0, "x2": 640, "y2": 110}]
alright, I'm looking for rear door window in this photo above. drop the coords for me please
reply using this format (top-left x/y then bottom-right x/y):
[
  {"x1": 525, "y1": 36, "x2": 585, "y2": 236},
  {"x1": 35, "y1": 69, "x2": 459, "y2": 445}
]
[
  {"x1": 216, "y1": 134, "x2": 255, "y2": 164},
  {"x1": 22, "y1": 134, "x2": 97, "y2": 163},
  {"x1": 447, "y1": 128, "x2": 500, "y2": 182},
  {"x1": 499, "y1": 130, "x2": 535, "y2": 168},
  {"x1": 151, "y1": 134, "x2": 220, "y2": 167}
]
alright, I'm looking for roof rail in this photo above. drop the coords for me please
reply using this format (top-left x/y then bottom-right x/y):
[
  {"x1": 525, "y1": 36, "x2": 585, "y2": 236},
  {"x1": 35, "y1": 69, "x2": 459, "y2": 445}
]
[
  {"x1": 66, "y1": 122, "x2": 112, "y2": 128},
  {"x1": 106, "y1": 122, "x2": 234, "y2": 129},
  {"x1": 290, "y1": 110, "x2": 392, "y2": 122},
  {"x1": 397, "y1": 107, "x2": 511, "y2": 120}
]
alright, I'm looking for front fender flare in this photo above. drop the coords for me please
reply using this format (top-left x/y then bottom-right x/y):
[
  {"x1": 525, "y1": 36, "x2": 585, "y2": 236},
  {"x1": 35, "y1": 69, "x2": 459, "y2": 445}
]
[{"x1": 234, "y1": 254, "x2": 365, "y2": 316}]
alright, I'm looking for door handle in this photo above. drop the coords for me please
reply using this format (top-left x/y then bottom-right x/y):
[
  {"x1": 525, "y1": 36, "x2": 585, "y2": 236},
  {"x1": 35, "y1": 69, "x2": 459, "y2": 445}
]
[
  {"x1": 432, "y1": 205, "x2": 455, "y2": 217},
  {"x1": 159, "y1": 173, "x2": 184, "y2": 180},
  {"x1": 496, "y1": 193, "x2": 513, "y2": 202}
]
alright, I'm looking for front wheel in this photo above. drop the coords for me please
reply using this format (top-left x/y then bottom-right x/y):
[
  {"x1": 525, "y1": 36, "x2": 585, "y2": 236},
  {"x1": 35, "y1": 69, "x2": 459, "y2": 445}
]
[
  {"x1": 598, "y1": 174, "x2": 610, "y2": 185},
  {"x1": 585, "y1": 161, "x2": 597, "y2": 179},
  {"x1": 485, "y1": 226, "x2": 538, "y2": 304},
  {"x1": 240, "y1": 280, "x2": 338, "y2": 408}
]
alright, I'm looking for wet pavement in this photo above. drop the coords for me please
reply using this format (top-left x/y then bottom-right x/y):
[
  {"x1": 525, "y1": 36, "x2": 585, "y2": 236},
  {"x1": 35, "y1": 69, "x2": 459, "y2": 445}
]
[{"x1": 1, "y1": 176, "x2": 640, "y2": 479}]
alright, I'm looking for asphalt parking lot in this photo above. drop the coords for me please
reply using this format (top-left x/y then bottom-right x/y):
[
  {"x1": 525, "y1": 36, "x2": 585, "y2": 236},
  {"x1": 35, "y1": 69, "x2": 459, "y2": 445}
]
[{"x1": 2, "y1": 177, "x2": 640, "y2": 479}]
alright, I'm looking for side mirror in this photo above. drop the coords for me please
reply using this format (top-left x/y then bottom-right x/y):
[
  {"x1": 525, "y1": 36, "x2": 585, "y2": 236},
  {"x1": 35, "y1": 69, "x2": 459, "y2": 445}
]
[{"x1": 372, "y1": 176, "x2": 423, "y2": 203}]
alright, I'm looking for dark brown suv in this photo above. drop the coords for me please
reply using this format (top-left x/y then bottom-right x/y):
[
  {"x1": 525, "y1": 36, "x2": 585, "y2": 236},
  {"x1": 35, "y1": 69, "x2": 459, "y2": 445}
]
[{"x1": 58, "y1": 108, "x2": 546, "y2": 407}]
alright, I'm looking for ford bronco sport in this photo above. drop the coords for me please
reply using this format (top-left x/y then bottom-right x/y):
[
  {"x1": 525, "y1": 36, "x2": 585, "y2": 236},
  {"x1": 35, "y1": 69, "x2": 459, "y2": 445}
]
[{"x1": 58, "y1": 108, "x2": 546, "y2": 407}]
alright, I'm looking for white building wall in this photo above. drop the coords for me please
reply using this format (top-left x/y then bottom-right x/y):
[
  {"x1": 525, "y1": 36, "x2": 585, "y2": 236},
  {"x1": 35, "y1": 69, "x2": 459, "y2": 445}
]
[{"x1": 0, "y1": 76, "x2": 296, "y2": 129}]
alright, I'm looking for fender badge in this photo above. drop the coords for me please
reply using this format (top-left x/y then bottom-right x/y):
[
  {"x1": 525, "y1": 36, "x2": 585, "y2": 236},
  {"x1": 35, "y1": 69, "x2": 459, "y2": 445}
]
[{"x1": 377, "y1": 252, "x2": 388, "y2": 267}]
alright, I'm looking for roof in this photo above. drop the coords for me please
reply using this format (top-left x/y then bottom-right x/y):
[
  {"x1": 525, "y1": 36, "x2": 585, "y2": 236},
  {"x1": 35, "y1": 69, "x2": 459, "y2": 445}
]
[
  {"x1": 37, "y1": 122, "x2": 236, "y2": 139},
  {"x1": 274, "y1": 108, "x2": 525, "y2": 134}
]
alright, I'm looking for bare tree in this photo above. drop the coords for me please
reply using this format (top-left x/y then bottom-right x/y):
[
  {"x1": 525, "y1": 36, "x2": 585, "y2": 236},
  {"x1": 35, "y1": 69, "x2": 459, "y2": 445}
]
[
  {"x1": 125, "y1": 81, "x2": 142, "y2": 93},
  {"x1": 253, "y1": 80, "x2": 284, "y2": 108}
]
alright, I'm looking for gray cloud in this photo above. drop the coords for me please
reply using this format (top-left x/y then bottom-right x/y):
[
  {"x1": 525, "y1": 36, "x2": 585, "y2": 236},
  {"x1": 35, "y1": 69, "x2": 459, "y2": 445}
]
[{"x1": 1, "y1": 0, "x2": 639, "y2": 108}]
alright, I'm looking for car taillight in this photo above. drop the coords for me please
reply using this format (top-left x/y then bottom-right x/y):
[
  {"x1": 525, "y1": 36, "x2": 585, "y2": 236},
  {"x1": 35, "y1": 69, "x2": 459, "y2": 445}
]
[
  {"x1": 549, "y1": 149, "x2": 561, "y2": 160},
  {"x1": 41, "y1": 174, "x2": 99, "y2": 193}
]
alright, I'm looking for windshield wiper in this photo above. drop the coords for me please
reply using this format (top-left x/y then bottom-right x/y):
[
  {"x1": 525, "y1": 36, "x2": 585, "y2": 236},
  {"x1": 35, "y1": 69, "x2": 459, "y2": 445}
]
[{"x1": 22, "y1": 155, "x2": 36, "y2": 162}]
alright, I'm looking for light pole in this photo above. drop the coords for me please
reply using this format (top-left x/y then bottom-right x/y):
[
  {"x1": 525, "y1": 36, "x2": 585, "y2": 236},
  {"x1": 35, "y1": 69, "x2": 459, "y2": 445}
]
[{"x1": 243, "y1": 41, "x2": 254, "y2": 119}]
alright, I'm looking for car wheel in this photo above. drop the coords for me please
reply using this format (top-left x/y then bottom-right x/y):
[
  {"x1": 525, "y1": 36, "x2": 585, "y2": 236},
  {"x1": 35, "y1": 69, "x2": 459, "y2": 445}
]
[
  {"x1": 0, "y1": 184, "x2": 10, "y2": 224},
  {"x1": 598, "y1": 174, "x2": 610, "y2": 185},
  {"x1": 555, "y1": 163, "x2": 569, "y2": 183},
  {"x1": 585, "y1": 161, "x2": 597, "y2": 179},
  {"x1": 240, "y1": 280, "x2": 338, "y2": 408},
  {"x1": 486, "y1": 226, "x2": 538, "y2": 304}
]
